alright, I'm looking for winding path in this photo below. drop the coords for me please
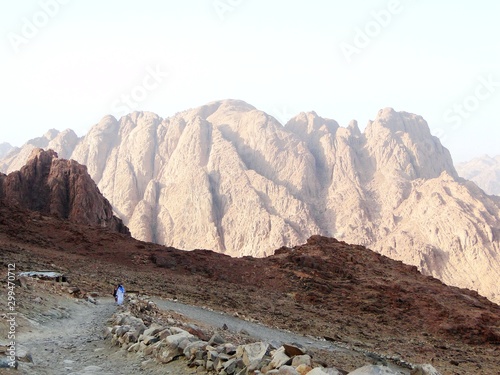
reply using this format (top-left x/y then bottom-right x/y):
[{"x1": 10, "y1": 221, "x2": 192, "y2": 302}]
[{"x1": 15, "y1": 295, "x2": 411, "y2": 374}]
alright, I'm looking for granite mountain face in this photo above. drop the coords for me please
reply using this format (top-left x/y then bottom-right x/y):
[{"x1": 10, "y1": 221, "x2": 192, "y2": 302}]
[{"x1": 1, "y1": 100, "x2": 499, "y2": 303}]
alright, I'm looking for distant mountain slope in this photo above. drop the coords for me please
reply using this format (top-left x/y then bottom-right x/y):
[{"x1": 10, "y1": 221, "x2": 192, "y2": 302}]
[
  {"x1": 456, "y1": 155, "x2": 500, "y2": 196},
  {"x1": 0, "y1": 142, "x2": 14, "y2": 159},
  {"x1": 1, "y1": 100, "x2": 499, "y2": 304}
]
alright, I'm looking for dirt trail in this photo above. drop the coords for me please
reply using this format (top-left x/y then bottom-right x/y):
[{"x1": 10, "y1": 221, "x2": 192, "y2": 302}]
[
  {"x1": 16, "y1": 297, "x2": 133, "y2": 374},
  {"x1": 13, "y1": 296, "x2": 192, "y2": 375},
  {"x1": 5, "y1": 289, "x2": 412, "y2": 375},
  {"x1": 154, "y1": 297, "x2": 352, "y2": 350}
]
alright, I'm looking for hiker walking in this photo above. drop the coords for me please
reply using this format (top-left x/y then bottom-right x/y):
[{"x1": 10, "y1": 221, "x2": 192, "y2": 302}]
[{"x1": 113, "y1": 284, "x2": 125, "y2": 305}]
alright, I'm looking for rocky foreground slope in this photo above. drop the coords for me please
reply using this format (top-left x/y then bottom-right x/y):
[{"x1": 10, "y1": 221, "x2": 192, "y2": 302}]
[
  {"x1": 1, "y1": 100, "x2": 499, "y2": 304},
  {"x1": 0, "y1": 200, "x2": 499, "y2": 374}
]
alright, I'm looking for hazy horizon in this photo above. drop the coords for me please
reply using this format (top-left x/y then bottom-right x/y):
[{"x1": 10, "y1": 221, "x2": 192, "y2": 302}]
[{"x1": 1, "y1": 1, "x2": 499, "y2": 163}]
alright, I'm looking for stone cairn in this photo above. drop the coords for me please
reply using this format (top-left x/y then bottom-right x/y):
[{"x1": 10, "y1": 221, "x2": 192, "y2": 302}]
[{"x1": 105, "y1": 296, "x2": 441, "y2": 375}]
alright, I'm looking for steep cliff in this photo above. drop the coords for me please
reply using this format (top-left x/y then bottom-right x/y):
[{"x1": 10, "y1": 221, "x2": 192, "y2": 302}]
[{"x1": 0, "y1": 148, "x2": 129, "y2": 235}]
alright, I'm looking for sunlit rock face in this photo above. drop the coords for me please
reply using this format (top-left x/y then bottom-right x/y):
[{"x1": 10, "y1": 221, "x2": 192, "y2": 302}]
[{"x1": 1, "y1": 100, "x2": 499, "y2": 303}]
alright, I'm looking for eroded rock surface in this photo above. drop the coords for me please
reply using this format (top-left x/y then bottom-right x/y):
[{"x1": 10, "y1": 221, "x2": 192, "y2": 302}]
[
  {"x1": 1, "y1": 100, "x2": 499, "y2": 303},
  {"x1": 0, "y1": 148, "x2": 129, "y2": 235}
]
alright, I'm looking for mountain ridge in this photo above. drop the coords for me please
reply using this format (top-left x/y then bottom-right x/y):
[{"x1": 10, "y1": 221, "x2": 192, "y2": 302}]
[
  {"x1": 1, "y1": 99, "x2": 499, "y2": 304},
  {"x1": 456, "y1": 154, "x2": 500, "y2": 196}
]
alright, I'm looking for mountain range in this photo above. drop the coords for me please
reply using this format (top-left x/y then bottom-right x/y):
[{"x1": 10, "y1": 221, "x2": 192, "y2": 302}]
[
  {"x1": 2, "y1": 176, "x2": 500, "y2": 374},
  {"x1": 1, "y1": 99, "x2": 499, "y2": 304},
  {"x1": 456, "y1": 154, "x2": 500, "y2": 196}
]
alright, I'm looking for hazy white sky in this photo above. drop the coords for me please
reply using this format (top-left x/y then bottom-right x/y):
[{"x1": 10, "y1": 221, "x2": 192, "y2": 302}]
[{"x1": 1, "y1": 0, "x2": 499, "y2": 162}]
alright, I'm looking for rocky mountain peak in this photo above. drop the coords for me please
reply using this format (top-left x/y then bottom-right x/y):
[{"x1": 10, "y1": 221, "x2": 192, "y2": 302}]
[
  {"x1": 0, "y1": 148, "x2": 129, "y2": 235},
  {"x1": 456, "y1": 154, "x2": 500, "y2": 196},
  {"x1": 364, "y1": 108, "x2": 457, "y2": 180},
  {"x1": 367, "y1": 107, "x2": 433, "y2": 140},
  {"x1": 0, "y1": 142, "x2": 14, "y2": 159},
  {"x1": 285, "y1": 111, "x2": 339, "y2": 139},
  {"x1": 27, "y1": 147, "x2": 57, "y2": 163},
  {"x1": 182, "y1": 99, "x2": 257, "y2": 124},
  {"x1": 26, "y1": 132, "x2": 56, "y2": 148},
  {"x1": 0, "y1": 129, "x2": 80, "y2": 174},
  {"x1": 0, "y1": 101, "x2": 499, "y2": 304},
  {"x1": 43, "y1": 128, "x2": 60, "y2": 141},
  {"x1": 346, "y1": 119, "x2": 361, "y2": 136},
  {"x1": 210, "y1": 99, "x2": 257, "y2": 112}
]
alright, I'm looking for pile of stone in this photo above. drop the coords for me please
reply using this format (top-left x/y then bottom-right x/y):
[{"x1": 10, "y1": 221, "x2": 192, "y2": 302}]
[{"x1": 105, "y1": 298, "x2": 441, "y2": 375}]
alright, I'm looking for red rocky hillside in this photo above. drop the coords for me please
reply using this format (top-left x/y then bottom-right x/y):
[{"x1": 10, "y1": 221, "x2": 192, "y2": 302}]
[{"x1": 0, "y1": 148, "x2": 129, "y2": 235}]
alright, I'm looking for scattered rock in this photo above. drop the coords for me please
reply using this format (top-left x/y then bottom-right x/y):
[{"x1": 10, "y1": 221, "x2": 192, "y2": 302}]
[
  {"x1": 105, "y1": 296, "x2": 432, "y2": 375},
  {"x1": 87, "y1": 296, "x2": 97, "y2": 304},
  {"x1": 347, "y1": 365, "x2": 399, "y2": 374},
  {"x1": 278, "y1": 365, "x2": 300, "y2": 375},
  {"x1": 411, "y1": 364, "x2": 442, "y2": 375},
  {"x1": 283, "y1": 343, "x2": 306, "y2": 357},
  {"x1": 291, "y1": 354, "x2": 312, "y2": 368},
  {"x1": 238, "y1": 342, "x2": 269, "y2": 367},
  {"x1": 0, "y1": 357, "x2": 17, "y2": 369},
  {"x1": 269, "y1": 346, "x2": 291, "y2": 369},
  {"x1": 68, "y1": 287, "x2": 80, "y2": 295}
]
